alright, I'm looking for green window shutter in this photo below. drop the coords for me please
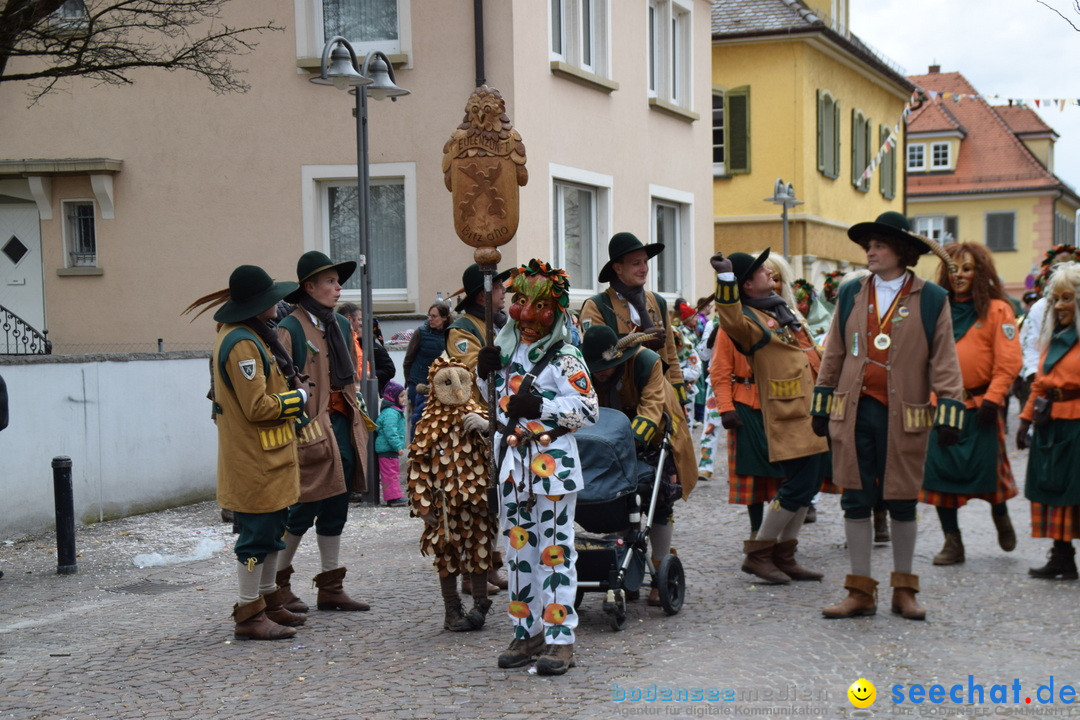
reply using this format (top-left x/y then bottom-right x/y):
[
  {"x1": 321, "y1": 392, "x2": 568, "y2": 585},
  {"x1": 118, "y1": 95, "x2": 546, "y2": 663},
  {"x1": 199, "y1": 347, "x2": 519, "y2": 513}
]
[
  {"x1": 851, "y1": 110, "x2": 859, "y2": 186},
  {"x1": 831, "y1": 99, "x2": 841, "y2": 179},
  {"x1": 986, "y1": 212, "x2": 1015, "y2": 251},
  {"x1": 817, "y1": 90, "x2": 825, "y2": 173},
  {"x1": 879, "y1": 125, "x2": 895, "y2": 199},
  {"x1": 726, "y1": 86, "x2": 750, "y2": 174},
  {"x1": 945, "y1": 216, "x2": 958, "y2": 243}
]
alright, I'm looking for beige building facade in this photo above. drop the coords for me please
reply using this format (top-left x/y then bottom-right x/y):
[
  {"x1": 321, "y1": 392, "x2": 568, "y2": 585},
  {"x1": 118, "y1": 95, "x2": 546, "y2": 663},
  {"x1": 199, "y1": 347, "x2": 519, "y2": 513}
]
[{"x1": 0, "y1": 0, "x2": 713, "y2": 353}]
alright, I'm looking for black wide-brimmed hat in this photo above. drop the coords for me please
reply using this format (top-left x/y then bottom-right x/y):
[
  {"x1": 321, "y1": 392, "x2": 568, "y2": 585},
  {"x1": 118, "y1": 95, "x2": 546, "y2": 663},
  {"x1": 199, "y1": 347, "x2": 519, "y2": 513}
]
[
  {"x1": 285, "y1": 251, "x2": 356, "y2": 302},
  {"x1": 598, "y1": 232, "x2": 664, "y2": 284},
  {"x1": 213, "y1": 265, "x2": 299, "y2": 323},
  {"x1": 454, "y1": 263, "x2": 512, "y2": 312},
  {"x1": 581, "y1": 325, "x2": 638, "y2": 375},
  {"x1": 728, "y1": 248, "x2": 771, "y2": 287},
  {"x1": 848, "y1": 211, "x2": 932, "y2": 255}
]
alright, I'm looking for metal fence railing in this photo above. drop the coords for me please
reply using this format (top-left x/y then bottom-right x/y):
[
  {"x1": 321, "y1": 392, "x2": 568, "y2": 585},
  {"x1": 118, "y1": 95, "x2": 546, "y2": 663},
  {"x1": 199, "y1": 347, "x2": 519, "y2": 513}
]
[{"x1": 0, "y1": 305, "x2": 52, "y2": 355}]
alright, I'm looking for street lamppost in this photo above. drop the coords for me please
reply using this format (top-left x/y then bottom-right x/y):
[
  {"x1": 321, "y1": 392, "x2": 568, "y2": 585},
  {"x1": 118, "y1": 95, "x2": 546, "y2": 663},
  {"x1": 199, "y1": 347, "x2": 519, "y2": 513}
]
[
  {"x1": 764, "y1": 178, "x2": 803, "y2": 262},
  {"x1": 311, "y1": 37, "x2": 410, "y2": 504}
]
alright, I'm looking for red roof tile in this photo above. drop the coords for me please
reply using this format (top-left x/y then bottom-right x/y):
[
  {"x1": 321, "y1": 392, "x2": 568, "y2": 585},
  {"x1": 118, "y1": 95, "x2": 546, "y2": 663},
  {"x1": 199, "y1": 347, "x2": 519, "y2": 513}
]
[
  {"x1": 907, "y1": 101, "x2": 964, "y2": 135},
  {"x1": 994, "y1": 105, "x2": 1056, "y2": 137},
  {"x1": 906, "y1": 70, "x2": 1062, "y2": 195}
]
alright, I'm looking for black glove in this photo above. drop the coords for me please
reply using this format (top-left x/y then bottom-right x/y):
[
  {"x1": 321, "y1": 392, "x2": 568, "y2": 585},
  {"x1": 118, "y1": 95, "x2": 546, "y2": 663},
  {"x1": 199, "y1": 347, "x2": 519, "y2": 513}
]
[
  {"x1": 507, "y1": 392, "x2": 543, "y2": 419},
  {"x1": 710, "y1": 252, "x2": 733, "y2": 274},
  {"x1": 936, "y1": 425, "x2": 961, "y2": 447},
  {"x1": 476, "y1": 345, "x2": 501, "y2": 379},
  {"x1": 1016, "y1": 419, "x2": 1032, "y2": 451},
  {"x1": 976, "y1": 400, "x2": 1000, "y2": 428},
  {"x1": 811, "y1": 415, "x2": 830, "y2": 438},
  {"x1": 720, "y1": 411, "x2": 742, "y2": 430}
]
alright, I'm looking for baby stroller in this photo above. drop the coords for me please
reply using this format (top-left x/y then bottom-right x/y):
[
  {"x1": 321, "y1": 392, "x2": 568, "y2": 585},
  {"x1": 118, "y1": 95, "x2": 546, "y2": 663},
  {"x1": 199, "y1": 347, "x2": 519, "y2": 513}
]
[{"x1": 573, "y1": 407, "x2": 686, "y2": 630}]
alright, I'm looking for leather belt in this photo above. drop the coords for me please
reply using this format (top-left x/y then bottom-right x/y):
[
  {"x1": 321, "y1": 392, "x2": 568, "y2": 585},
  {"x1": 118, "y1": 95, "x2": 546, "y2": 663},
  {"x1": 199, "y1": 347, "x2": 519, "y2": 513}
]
[
  {"x1": 731, "y1": 375, "x2": 756, "y2": 386},
  {"x1": 963, "y1": 383, "x2": 990, "y2": 400},
  {"x1": 1046, "y1": 387, "x2": 1080, "y2": 402}
]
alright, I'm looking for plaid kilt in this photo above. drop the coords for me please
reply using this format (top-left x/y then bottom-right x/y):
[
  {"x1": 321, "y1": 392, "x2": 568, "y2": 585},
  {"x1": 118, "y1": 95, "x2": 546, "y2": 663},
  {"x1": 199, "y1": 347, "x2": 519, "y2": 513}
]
[
  {"x1": 726, "y1": 429, "x2": 782, "y2": 505},
  {"x1": 1030, "y1": 502, "x2": 1080, "y2": 541},
  {"x1": 920, "y1": 421, "x2": 1018, "y2": 508}
]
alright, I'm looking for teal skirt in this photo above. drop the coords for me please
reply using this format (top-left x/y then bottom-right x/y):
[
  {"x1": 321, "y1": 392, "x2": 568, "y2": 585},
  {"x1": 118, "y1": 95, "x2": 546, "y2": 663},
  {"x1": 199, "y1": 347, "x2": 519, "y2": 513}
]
[
  {"x1": 733, "y1": 403, "x2": 785, "y2": 478},
  {"x1": 1025, "y1": 418, "x2": 1080, "y2": 507},
  {"x1": 923, "y1": 407, "x2": 998, "y2": 495}
]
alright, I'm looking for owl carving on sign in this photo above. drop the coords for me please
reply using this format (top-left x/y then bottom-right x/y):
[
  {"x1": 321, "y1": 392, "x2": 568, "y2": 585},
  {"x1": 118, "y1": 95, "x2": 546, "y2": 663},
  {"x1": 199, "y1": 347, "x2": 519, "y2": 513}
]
[{"x1": 442, "y1": 85, "x2": 527, "y2": 249}]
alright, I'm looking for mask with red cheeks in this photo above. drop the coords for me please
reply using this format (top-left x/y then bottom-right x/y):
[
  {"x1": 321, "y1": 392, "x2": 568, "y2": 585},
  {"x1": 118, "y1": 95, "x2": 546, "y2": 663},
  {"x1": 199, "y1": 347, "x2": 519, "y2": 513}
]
[
  {"x1": 509, "y1": 291, "x2": 557, "y2": 344},
  {"x1": 506, "y1": 259, "x2": 571, "y2": 344}
]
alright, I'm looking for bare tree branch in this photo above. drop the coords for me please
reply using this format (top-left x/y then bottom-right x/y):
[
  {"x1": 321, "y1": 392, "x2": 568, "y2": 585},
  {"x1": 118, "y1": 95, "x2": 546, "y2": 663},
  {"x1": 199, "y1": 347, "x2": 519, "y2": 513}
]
[
  {"x1": 1036, "y1": 0, "x2": 1080, "y2": 31},
  {"x1": 0, "y1": 0, "x2": 283, "y2": 104}
]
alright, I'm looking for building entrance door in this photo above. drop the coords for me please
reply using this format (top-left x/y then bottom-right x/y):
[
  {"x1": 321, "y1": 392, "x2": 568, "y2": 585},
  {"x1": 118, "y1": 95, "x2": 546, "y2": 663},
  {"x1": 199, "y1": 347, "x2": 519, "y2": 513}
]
[{"x1": 0, "y1": 204, "x2": 46, "y2": 352}]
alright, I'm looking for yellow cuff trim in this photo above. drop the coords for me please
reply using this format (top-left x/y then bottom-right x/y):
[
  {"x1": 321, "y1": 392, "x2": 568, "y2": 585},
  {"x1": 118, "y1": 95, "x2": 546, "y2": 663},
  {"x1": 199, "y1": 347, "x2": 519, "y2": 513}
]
[
  {"x1": 715, "y1": 280, "x2": 739, "y2": 305},
  {"x1": 631, "y1": 416, "x2": 658, "y2": 444}
]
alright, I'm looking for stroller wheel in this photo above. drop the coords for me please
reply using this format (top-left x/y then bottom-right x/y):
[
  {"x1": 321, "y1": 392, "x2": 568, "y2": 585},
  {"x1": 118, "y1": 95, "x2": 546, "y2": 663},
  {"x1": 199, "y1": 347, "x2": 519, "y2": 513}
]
[
  {"x1": 574, "y1": 588, "x2": 586, "y2": 609},
  {"x1": 609, "y1": 611, "x2": 628, "y2": 632},
  {"x1": 657, "y1": 554, "x2": 685, "y2": 616}
]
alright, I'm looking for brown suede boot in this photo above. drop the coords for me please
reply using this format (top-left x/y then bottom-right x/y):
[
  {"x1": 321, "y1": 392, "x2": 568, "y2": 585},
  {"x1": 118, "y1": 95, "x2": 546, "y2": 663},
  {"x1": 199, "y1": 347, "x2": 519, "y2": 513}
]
[
  {"x1": 822, "y1": 574, "x2": 878, "y2": 618},
  {"x1": 488, "y1": 551, "x2": 509, "y2": 591},
  {"x1": 890, "y1": 572, "x2": 926, "y2": 620},
  {"x1": 465, "y1": 572, "x2": 492, "y2": 629},
  {"x1": 772, "y1": 539, "x2": 823, "y2": 581},
  {"x1": 440, "y1": 574, "x2": 474, "y2": 631},
  {"x1": 233, "y1": 597, "x2": 296, "y2": 641},
  {"x1": 932, "y1": 531, "x2": 965, "y2": 566},
  {"x1": 275, "y1": 565, "x2": 309, "y2": 613},
  {"x1": 313, "y1": 567, "x2": 370, "y2": 611},
  {"x1": 535, "y1": 643, "x2": 575, "y2": 676},
  {"x1": 497, "y1": 632, "x2": 546, "y2": 668},
  {"x1": 741, "y1": 539, "x2": 791, "y2": 584},
  {"x1": 262, "y1": 587, "x2": 307, "y2": 627},
  {"x1": 993, "y1": 513, "x2": 1017, "y2": 552}
]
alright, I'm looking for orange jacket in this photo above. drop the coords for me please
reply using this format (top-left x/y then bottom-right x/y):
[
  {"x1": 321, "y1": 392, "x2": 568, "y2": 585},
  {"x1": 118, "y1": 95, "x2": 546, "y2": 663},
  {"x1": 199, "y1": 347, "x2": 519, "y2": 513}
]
[
  {"x1": 1022, "y1": 338, "x2": 1080, "y2": 421},
  {"x1": 709, "y1": 328, "x2": 760, "y2": 412},
  {"x1": 955, "y1": 299, "x2": 1022, "y2": 409}
]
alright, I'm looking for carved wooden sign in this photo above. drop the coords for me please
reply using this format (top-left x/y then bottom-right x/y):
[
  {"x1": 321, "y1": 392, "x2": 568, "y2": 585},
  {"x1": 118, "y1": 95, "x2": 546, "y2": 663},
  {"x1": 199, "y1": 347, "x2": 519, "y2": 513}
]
[{"x1": 442, "y1": 85, "x2": 527, "y2": 249}]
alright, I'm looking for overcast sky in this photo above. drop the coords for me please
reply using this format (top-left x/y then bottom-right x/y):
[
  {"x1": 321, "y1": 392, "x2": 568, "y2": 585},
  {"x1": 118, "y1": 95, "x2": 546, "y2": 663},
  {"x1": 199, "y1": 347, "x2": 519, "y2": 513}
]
[{"x1": 849, "y1": 0, "x2": 1080, "y2": 189}]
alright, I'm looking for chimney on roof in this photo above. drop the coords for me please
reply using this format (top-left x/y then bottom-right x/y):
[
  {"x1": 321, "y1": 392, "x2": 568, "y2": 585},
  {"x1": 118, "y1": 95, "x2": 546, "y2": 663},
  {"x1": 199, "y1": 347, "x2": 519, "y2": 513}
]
[{"x1": 929, "y1": 64, "x2": 940, "y2": 74}]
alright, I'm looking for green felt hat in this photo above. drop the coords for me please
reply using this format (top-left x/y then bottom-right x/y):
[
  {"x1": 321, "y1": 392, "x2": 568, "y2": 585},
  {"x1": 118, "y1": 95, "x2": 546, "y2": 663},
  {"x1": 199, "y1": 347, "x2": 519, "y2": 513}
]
[
  {"x1": 728, "y1": 247, "x2": 771, "y2": 287},
  {"x1": 847, "y1": 211, "x2": 932, "y2": 255},
  {"x1": 213, "y1": 265, "x2": 298, "y2": 323},
  {"x1": 598, "y1": 232, "x2": 664, "y2": 284},
  {"x1": 581, "y1": 324, "x2": 642, "y2": 375},
  {"x1": 285, "y1": 251, "x2": 356, "y2": 302}
]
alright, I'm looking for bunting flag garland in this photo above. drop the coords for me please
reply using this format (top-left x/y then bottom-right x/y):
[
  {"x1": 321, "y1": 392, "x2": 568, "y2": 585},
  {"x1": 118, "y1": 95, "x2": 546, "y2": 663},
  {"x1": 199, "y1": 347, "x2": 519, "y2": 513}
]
[{"x1": 858, "y1": 88, "x2": 1080, "y2": 182}]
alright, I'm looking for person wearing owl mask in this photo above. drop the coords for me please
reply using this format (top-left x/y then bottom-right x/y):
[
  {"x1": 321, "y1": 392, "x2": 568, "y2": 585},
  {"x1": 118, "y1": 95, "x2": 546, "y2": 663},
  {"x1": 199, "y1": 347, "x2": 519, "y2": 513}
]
[{"x1": 475, "y1": 259, "x2": 598, "y2": 676}]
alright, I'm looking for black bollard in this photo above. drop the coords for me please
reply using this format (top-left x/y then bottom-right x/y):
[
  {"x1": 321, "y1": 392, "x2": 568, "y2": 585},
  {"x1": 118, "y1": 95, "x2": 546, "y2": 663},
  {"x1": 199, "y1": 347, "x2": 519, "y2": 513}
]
[{"x1": 51, "y1": 456, "x2": 77, "y2": 575}]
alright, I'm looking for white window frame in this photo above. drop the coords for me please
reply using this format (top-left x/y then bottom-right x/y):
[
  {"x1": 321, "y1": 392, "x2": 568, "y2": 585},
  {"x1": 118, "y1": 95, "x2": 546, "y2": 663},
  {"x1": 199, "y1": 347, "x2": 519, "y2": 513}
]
[
  {"x1": 549, "y1": 0, "x2": 611, "y2": 78},
  {"x1": 931, "y1": 141, "x2": 951, "y2": 169},
  {"x1": 914, "y1": 215, "x2": 946, "y2": 242},
  {"x1": 549, "y1": 163, "x2": 612, "y2": 302},
  {"x1": 647, "y1": 0, "x2": 693, "y2": 110},
  {"x1": 648, "y1": 184, "x2": 694, "y2": 301},
  {"x1": 301, "y1": 162, "x2": 417, "y2": 305},
  {"x1": 712, "y1": 89, "x2": 725, "y2": 176},
  {"x1": 907, "y1": 143, "x2": 926, "y2": 171},
  {"x1": 61, "y1": 199, "x2": 97, "y2": 268},
  {"x1": 294, "y1": 0, "x2": 412, "y2": 62}
]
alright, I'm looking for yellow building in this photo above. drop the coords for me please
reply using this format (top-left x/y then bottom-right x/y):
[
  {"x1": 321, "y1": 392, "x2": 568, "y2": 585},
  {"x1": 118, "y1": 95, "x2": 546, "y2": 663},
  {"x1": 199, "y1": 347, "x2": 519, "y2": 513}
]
[
  {"x1": 711, "y1": 0, "x2": 914, "y2": 285},
  {"x1": 905, "y1": 67, "x2": 1080, "y2": 296}
]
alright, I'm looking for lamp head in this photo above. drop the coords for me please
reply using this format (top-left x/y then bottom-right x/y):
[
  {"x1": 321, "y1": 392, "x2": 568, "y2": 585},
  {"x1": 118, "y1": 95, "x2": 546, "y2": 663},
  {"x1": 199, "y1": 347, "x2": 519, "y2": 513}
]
[
  {"x1": 364, "y1": 52, "x2": 410, "y2": 101},
  {"x1": 310, "y1": 41, "x2": 372, "y2": 90}
]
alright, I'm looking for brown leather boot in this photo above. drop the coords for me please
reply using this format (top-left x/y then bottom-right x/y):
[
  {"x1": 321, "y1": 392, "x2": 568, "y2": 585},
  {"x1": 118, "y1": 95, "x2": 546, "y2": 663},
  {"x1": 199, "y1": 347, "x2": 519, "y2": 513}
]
[
  {"x1": 233, "y1": 597, "x2": 296, "y2": 641},
  {"x1": 932, "y1": 531, "x2": 965, "y2": 566},
  {"x1": 275, "y1": 565, "x2": 309, "y2": 613},
  {"x1": 313, "y1": 567, "x2": 370, "y2": 611},
  {"x1": 890, "y1": 572, "x2": 926, "y2": 620},
  {"x1": 262, "y1": 587, "x2": 307, "y2": 627},
  {"x1": 439, "y1": 574, "x2": 474, "y2": 631},
  {"x1": 822, "y1": 574, "x2": 878, "y2": 618},
  {"x1": 497, "y1": 632, "x2": 547, "y2": 668},
  {"x1": 535, "y1": 643, "x2": 576, "y2": 676},
  {"x1": 772, "y1": 539, "x2": 823, "y2": 581},
  {"x1": 741, "y1": 539, "x2": 791, "y2": 584},
  {"x1": 993, "y1": 513, "x2": 1017, "y2": 552}
]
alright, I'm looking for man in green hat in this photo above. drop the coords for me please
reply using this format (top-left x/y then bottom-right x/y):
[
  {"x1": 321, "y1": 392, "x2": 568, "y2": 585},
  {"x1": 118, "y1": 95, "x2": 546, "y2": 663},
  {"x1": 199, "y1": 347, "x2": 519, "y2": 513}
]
[
  {"x1": 810, "y1": 211, "x2": 964, "y2": 621},
  {"x1": 197, "y1": 264, "x2": 307, "y2": 640},
  {"x1": 710, "y1": 247, "x2": 830, "y2": 587},
  {"x1": 275, "y1": 250, "x2": 372, "y2": 614},
  {"x1": 579, "y1": 232, "x2": 687, "y2": 405},
  {"x1": 580, "y1": 325, "x2": 697, "y2": 605},
  {"x1": 446, "y1": 261, "x2": 512, "y2": 596}
]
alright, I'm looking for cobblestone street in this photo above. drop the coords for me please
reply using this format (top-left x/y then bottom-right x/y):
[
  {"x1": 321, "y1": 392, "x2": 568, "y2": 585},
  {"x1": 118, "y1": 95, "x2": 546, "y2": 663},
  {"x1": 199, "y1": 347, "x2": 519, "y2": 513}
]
[{"x1": 2, "y1": 408, "x2": 1078, "y2": 719}]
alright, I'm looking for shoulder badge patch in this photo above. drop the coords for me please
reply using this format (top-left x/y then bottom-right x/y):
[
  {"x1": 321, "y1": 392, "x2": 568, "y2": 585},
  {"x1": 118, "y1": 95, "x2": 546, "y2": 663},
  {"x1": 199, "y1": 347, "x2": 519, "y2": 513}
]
[
  {"x1": 238, "y1": 359, "x2": 257, "y2": 381},
  {"x1": 1002, "y1": 323, "x2": 1016, "y2": 340},
  {"x1": 455, "y1": 339, "x2": 469, "y2": 354},
  {"x1": 581, "y1": 318, "x2": 592, "y2": 331},
  {"x1": 568, "y1": 369, "x2": 591, "y2": 395}
]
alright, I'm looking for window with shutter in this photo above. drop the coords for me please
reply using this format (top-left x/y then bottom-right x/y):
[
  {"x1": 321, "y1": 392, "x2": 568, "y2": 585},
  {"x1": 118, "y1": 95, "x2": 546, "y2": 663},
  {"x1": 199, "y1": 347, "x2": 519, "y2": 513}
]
[
  {"x1": 817, "y1": 90, "x2": 839, "y2": 178},
  {"x1": 851, "y1": 110, "x2": 870, "y2": 191},
  {"x1": 879, "y1": 125, "x2": 895, "y2": 199},
  {"x1": 944, "y1": 216, "x2": 958, "y2": 244},
  {"x1": 726, "y1": 86, "x2": 750, "y2": 174},
  {"x1": 985, "y1": 212, "x2": 1016, "y2": 252}
]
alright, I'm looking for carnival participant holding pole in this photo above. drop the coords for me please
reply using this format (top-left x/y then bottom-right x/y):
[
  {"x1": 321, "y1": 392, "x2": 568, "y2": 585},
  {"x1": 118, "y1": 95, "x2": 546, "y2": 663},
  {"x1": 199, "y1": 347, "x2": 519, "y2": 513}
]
[
  {"x1": 812, "y1": 212, "x2": 964, "y2": 620},
  {"x1": 921, "y1": 243, "x2": 1022, "y2": 565}
]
